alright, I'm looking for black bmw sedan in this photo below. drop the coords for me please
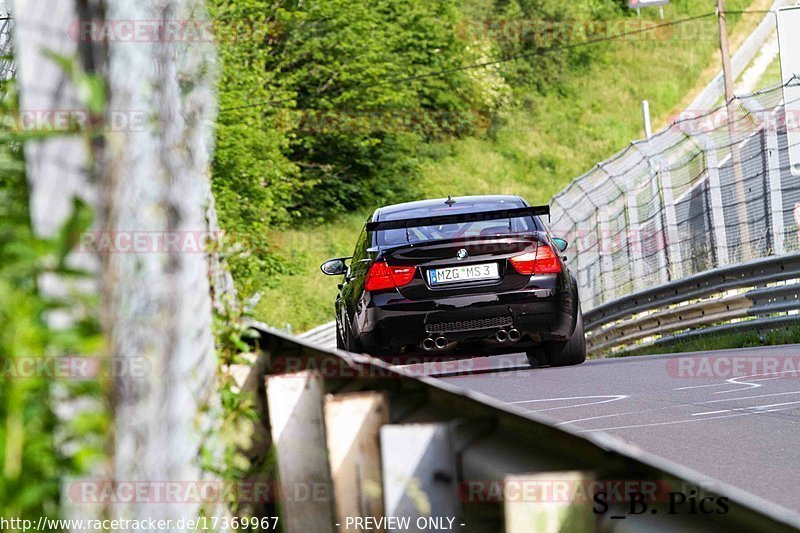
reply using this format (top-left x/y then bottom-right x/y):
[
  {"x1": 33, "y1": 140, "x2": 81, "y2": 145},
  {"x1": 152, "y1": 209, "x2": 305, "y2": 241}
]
[{"x1": 320, "y1": 195, "x2": 585, "y2": 368}]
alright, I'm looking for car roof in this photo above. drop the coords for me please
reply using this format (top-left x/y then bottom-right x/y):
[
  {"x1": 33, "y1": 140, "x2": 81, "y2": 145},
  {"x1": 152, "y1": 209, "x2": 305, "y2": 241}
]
[{"x1": 372, "y1": 195, "x2": 528, "y2": 222}]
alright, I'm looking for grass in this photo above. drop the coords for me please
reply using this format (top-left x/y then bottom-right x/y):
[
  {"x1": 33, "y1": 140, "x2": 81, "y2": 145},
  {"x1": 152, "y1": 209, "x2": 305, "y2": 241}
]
[
  {"x1": 758, "y1": 52, "x2": 784, "y2": 87},
  {"x1": 620, "y1": 323, "x2": 800, "y2": 357},
  {"x1": 255, "y1": 0, "x2": 765, "y2": 332},
  {"x1": 419, "y1": 3, "x2": 763, "y2": 203},
  {"x1": 254, "y1": 212, "x2": 366, "y2": 332}
]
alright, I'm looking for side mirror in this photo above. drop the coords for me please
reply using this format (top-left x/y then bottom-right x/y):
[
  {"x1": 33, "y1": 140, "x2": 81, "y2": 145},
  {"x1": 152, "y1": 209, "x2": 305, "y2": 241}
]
[
  {"x1": 320, "y1": 257, "x2": 349, "y2": 276},
  {"x1": 552, "y1": 238, "x2": 568, "y2": 252}
]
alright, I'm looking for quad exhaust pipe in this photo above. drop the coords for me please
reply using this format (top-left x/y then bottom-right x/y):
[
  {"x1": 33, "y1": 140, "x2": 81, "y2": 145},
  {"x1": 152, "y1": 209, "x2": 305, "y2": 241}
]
[
  {"x1": 423, "y1": 328, "x2": 519, "y2": 351},
  {"x1": 422, "y1": 336, "x2": 449, "y2": 351},
  {"x1": 496, "y1": 328, "x2": 521, "y2": 343}
]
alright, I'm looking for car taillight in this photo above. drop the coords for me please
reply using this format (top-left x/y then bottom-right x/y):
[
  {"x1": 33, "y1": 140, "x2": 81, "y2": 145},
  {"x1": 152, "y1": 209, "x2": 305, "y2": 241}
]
[
  {"x1": 510, "y1": 245, "x2": 562, "y2": 275},
  {"x1": 364, "y1": 261, "x2": 416, "y2": 292}
]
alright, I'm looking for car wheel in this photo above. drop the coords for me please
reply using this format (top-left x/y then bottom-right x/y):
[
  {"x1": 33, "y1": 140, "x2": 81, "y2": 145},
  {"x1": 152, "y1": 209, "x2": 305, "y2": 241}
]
[
  {"x1": 336, "y1": 322, "x2": 346, "y2": 350},
  {"x1": 525, "y1": 348, "x2": 547, "y2": 368},
  {"x1": 342, "y1": 317, "x2": 362, "y2": 354},
  {"x1": 545, "y1": 309, "x2": 586, "y2": 367}
]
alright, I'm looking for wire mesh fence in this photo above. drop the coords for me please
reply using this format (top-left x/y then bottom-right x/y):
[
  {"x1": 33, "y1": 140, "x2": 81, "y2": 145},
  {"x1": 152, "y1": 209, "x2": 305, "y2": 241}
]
[
  {"x1": 551, "y1": 77, "x2": 800, "y2": 312},
  {"x1": 0, "y1": 0, "x2": 13, "y2": 81}
]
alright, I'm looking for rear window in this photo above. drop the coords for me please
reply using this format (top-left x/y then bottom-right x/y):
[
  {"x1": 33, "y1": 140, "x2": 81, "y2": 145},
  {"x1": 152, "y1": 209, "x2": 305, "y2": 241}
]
[{"x1": 374, "y1": 207, "x2": 543, "y2": 247}]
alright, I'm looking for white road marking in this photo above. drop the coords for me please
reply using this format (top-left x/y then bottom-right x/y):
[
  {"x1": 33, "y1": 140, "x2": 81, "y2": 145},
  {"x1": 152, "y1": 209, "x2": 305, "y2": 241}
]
[
  {"x1": 555, "y1": 407, "x2": 672, "y2": 426},
  {"x1": 672, "y1": 370, "x2": 799, "y2": 394},
  {"x1": 577, "y1": 404, "x2": 800, "y2": 433},
  {"x1": 691, "y1": 410, "x2": 730, "y2": 416},
  {"x1": 760, "y1": 401, "x2": 800, "y2": 410},
  {"x1": 694, "y1": 400, "x2": 800, "y2": 416},
  {"x1": 503, "y1": 395, "x2": 628, "y2": 412},
  {"x1": 556, "y1": 391, "x2": 800, "y2": 425},
  {"x1": 673, "y1": 376, "x2": 781, "y2": 391}
]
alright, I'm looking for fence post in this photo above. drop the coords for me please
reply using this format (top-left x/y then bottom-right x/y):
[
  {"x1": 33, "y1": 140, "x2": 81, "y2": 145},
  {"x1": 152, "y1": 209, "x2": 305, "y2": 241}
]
[
  {"x1": 625, "y1": 184, "x2": 645, "y2": 291},
  {"x1": 597, "y1": 207, "x2": 615, "y2": 301},
  {"x1": 738, "y1": 92, "x2": 786, "y2": 257},
  {"x1": 658, "y1": 164, "x2": 683, "y2": 280},
  {"x1": 325, "y1": 391, "x2": 389, "y2": 532},
  {"x1": 764, "y1": 121, "x2": 785, "y2": 255},
  {"x1": 504, "y1": 471, "x2": 594, "y2": 533},
  {"x1": 640, "y1": 153, "x2": 670, "y2": 285},
  {"x1": 552, "y1": 197, "x2": 587, "y2": 300},
  {"x1": 380, "y1": 423, "x2": 460, "y2": 531},
  {"x1": 704, "y1": 139, "x2": 731, "y2": 266},
  {"x1": 266, "y1": 371, "x2": 337, "y2": 533},
  {"x1": 599, "y1": 163, "x2": 637, "y2": 295}
]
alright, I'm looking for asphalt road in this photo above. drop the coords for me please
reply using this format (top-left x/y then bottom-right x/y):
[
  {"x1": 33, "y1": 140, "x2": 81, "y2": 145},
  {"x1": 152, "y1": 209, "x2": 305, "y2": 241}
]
[{"x1": 435, "y1": 344, "x2": 800, "y2": 513}]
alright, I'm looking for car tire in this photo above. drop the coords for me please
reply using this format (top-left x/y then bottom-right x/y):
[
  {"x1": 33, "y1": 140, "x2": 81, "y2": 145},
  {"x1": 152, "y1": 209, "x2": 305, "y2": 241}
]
[
  {"x1": 336, "y1": 322, "x2": 346, "y2": 350},
  {"x1": 525, "y1": 348, "x2": 547, "y2": 368},
  {"x1": 545, "y1": 309, "x2": 586, "y2": 367},
  {"x1": 341, "y1": 317, "x2": 362, "y2": 353}
]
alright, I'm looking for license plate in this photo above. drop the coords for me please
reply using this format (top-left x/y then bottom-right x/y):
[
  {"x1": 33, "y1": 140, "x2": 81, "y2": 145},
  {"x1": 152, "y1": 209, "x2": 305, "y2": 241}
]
[{"x1": 428, "y1": 263, "x2": 499, "y2": 285}]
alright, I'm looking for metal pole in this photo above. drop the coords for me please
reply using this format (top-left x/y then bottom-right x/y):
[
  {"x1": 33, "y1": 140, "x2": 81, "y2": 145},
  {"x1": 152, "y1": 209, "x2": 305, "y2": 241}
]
[
  {"x1": 641, "y1": 100, "x2": 652, "y2": 139},
  {"x1": 717, "y1": 0, "x2": 751, "y2": 259},
  {"x1": 717, "y1": 0, "x2": 735, "y2": 104}
]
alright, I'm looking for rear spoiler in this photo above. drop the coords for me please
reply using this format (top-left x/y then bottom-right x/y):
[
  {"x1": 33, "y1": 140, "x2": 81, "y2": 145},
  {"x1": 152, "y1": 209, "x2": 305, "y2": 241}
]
[{"x1": 366, "y1": 205, "x2": 550, "y2": 232}]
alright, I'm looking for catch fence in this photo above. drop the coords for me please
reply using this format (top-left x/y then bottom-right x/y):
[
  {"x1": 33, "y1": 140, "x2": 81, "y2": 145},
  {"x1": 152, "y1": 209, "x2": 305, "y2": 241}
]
[{"x1": 550, "y1": 78, "x2": 800, "y2": 352}]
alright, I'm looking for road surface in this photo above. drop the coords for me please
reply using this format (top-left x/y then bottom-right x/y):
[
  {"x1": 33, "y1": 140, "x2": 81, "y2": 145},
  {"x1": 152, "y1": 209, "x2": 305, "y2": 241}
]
[{"x1": 435, "y1": 344, "x2": 800, "y2": 513}]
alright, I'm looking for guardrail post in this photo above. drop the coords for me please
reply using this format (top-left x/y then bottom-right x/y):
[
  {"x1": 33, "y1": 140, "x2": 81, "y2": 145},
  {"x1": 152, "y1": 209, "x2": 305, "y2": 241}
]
[
  {"x1": 704, "y1": 139, "x2": 730, "y2": 267},
  {"x1": 380, "y1": 423, "x2": 460, "y2": 531},
  {"x1": 504, "y1": 471, "x2": 594, "y2": 532},
  {"x1": 266, "y1": 371, "x2": 336, "y2": 533},
  {"x1": 325, "y1": 391, "x2": 389, "y2": 532},
  {"x1": 658, "y1": 165, "x2": 683, "y2": 280}
]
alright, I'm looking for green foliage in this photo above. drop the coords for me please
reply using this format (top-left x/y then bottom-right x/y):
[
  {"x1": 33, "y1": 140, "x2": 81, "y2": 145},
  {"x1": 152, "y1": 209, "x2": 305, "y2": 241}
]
[
  {"x1": 208, "y1": 0, "x2": 481, "y2": 293},
  {"x1": 0, "y1": 80, "x2": 104, "y2": 519},
  {"x1": 491, "y1": 0, "x2": 622, "y2": 95},
  {"x1": 209, "y1": 0, "x2": 625, "y2": 298},
  {"x1": 200, "y1": 275, "x2": 263, "y2": 516},
  {"x1": 250, "y1": 0, "x2": 764, "y2": 331}
]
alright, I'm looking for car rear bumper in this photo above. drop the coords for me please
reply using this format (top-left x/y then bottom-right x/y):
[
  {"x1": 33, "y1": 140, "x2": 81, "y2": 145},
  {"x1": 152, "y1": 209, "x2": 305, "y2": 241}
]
[{"x1": 355, "y1": 279, "x2": 576, "y2": 356}]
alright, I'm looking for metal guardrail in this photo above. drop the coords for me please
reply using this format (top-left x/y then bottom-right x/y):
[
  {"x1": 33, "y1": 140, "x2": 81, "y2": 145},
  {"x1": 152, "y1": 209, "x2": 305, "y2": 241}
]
[
  {"x1": 585, "y1": 253, "x2": 800, "y2": 354},
  {"x1": 241, "y1": 322, "x2": 800, "y2": 532},
  {"x1": 299, "y1": 320, "x2": 337, "y2": 350}
]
